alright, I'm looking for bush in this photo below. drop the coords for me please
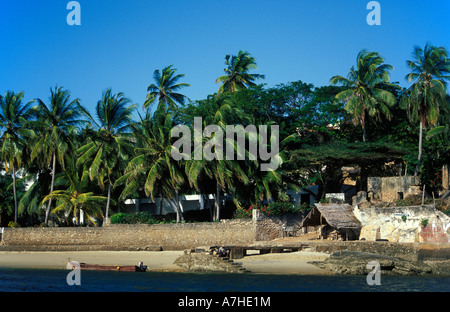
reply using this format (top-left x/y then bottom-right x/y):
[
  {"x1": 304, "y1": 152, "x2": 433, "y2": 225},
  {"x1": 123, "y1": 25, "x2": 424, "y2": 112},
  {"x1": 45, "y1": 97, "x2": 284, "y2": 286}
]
[
  {"x1": 8, "y1": 221, "x2": 19, "y2": 228},
  {"x1": 233, "y1": 207, "x2": 253, "y2": 219},
  {"x1": 110, "y1": 212, "x2": 157, "y2": 224},
  {"x1": 421, "y1": 219, "x2": 429, "y2": 228},
  {"x1": 233, "y1": 202, "x2": 311, "y2": 219}
]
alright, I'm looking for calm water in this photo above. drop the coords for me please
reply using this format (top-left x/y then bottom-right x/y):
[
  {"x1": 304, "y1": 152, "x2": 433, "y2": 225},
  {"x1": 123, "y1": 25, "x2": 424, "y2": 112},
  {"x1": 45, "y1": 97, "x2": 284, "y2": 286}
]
[{"x1": 0, "y1": 268, "x2": 449, "y2": 292}]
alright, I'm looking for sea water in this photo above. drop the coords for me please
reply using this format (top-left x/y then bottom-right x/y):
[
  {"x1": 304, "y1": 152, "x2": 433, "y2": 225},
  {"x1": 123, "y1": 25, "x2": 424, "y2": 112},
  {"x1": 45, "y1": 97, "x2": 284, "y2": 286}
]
[{"x1": 0, "y1": 268, "x2": 449, "y2": 292}]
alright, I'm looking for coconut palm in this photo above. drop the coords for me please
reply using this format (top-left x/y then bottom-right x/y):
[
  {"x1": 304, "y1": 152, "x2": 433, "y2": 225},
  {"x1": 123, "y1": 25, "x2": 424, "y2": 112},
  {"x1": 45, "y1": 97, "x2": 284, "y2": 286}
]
[
  {"x1": 401, "y1": 44, "x2": 450, "y2": 176},
  {"x1": 42, "y1": 165, "x2": 106, "y2": 226},
  {"x1": 216, "y1": 50, "x2": 265, "y2": 94},
  {"x1": 0, "y1": 91, "x2": 35, "y2": 222},
  {"x1": 76, "y1": 89, "x2": 136, "y2": 224},
  {"x1": 185, "y1": 95, "x2": 250, "y2": 220},
  {"x1": 31, "y1": 86, "x2": 85, "y2": 224},
  {"x1": 330, "y1": 50, "x2": 399, "y2": 142},
  {"x1": 116, "y1": 108, "x2": 187, "y2": 222},
  {"x1": 144, "y1": 65, "x2": 190, "y2": 112}
]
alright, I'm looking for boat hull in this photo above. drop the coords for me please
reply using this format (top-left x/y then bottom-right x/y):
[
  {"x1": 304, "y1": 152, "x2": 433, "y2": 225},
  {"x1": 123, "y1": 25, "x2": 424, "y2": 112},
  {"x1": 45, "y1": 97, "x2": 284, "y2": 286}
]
[{"x1": 67, "y1": 261, "x2": 147, "y2": 272}]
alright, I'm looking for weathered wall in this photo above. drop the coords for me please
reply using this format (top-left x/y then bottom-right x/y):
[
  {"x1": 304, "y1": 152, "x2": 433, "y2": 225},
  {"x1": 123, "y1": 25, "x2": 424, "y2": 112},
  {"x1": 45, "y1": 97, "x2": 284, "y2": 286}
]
[
  {"x1": 0, "y1": 219, "x2": 255, "y2": 250},
  {"x1": 0, "y1": 212, "x2": 304, "y2": 250},
  {"x1": 354, "y1": 205, "x2": 450, "y2": 243},
  {"x1": 367, "y1": 176, "x2": 421, "y2": 202},
  {"x1": 252, "y1": 210, "x2": 304, "y2": 241}
]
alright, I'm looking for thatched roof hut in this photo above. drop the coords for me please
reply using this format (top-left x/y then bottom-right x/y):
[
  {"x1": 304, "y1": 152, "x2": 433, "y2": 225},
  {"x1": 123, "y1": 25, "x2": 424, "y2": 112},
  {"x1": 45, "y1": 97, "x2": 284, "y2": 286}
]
[{"x1": 300, "y1": 203, "x2": 361, "y2": 240}]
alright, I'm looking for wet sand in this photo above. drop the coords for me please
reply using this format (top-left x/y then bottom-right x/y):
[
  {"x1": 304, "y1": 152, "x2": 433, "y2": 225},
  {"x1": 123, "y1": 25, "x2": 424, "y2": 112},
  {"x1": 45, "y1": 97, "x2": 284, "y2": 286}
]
[{"x1": 0, "y1": 250, "x2": 331, "y2": 274}]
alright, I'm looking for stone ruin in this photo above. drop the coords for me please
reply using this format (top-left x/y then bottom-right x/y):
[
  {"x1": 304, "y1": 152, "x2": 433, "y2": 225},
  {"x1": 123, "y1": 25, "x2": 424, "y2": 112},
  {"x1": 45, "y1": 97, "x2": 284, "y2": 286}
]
[
  {"x1": 367, "y1": 176, "x2": 422, "y2": 202},
  {"x1": 348, "y1": 176, "x2": 450, "y2": 243}
]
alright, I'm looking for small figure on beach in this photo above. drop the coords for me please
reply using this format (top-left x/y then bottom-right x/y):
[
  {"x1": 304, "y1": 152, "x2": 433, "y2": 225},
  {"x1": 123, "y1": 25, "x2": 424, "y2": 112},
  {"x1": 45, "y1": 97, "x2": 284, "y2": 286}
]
[
  {"x1": 218, "y1": 246, "x2": 228, "y2": 257},
  {"x1": 138, "y1": 261, "x2": 147, "y2": 270}
]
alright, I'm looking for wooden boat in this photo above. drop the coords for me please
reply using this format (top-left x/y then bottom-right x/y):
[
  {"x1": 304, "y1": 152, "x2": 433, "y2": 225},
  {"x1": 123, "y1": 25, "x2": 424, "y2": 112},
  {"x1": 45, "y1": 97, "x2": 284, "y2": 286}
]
[{"x1": 67, "y1": 261, "x2": 147, "y2": 272}]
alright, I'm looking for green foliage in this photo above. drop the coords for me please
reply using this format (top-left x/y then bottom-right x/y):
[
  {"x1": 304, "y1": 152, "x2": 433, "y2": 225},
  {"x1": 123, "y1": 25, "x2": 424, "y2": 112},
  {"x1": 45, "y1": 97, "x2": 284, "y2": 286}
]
[
  {"x1": 216, "y1": 50, "x2": 265, "y2": 94},
  {"x1": 233, "y1": 207, "x2": 252, "y2": 219},
  {"x1": 421, "y1": 218, "x2": 429, "y2": 228},
  {"x1": 117, "y1": 107, "x2": 187, "y2": 222},
  {"x1": 76, "y1": 89, "x2": 136, "y2": 222},
  {"x1": 234, "y1": 202, "x2": 310, "y2": 219},
  {"x1": 0, "y1": 90, "x2": 35, "y2": 222},
  {"x1": 30, "y1": 86, "x2": 87, "y2": 224},
  {"x1": 330, "y1": 50, "x2": 400, "y2": 142},
  {"x1": 110, "y1": 212, "x2": 157, "y2": 224},
  {"x1": 144, "y1": 65, "x2": 190, "y2": 111},
  {"x1": 8, "y1": 221, "x2": 19, "y2": 228},
  {"x1": 2, "y1": 45, "x2": 450, "y2": 227},
  {"x1": 401, "y1": 44, "x2": 450, "y2": 175},
  {"x1": 0, "y1": 174, "x2": 24, "y2": 217}
]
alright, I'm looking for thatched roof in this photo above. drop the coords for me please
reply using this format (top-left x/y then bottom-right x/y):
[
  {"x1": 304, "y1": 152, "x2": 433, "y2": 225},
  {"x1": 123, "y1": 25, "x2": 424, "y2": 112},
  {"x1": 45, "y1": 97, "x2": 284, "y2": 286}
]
[{"x1": 300, "y1": 203, "x2": 361, "y2": 230}]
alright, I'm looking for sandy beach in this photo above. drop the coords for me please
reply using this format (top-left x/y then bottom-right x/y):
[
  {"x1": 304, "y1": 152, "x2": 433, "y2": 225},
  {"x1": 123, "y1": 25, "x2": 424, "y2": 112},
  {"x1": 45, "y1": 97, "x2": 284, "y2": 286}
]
[
  {"x1": 239, "y1": 250, "x2": 331, "y2": 274},
  {"x1": 0, "y1": 250, "x2": 332, "y2": 274}
]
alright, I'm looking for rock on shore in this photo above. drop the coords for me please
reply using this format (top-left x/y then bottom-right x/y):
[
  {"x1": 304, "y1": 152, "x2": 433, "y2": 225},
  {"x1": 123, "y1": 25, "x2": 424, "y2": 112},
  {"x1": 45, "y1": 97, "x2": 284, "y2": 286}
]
[
  {"x1": 309, "y1": 251, "x2": 450, "y2": 276},
  {"x1": 173, "y1": 249, "x2": 250, "y2": 273}
]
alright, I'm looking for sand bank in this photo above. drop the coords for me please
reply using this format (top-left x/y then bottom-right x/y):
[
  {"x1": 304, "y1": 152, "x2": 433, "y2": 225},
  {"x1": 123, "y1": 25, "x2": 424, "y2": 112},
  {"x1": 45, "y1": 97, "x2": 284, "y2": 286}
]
[
  {"x1": 0, "y1": 251, "x2": 185, "y2": 272},
  {"x1": 0, "y1": 250, "x2": 331, "y2": 274}
]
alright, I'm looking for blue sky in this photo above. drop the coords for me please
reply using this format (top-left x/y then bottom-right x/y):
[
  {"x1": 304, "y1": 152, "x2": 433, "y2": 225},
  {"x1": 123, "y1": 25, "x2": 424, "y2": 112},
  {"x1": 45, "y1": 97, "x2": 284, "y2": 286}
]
[{"x1": 1, "y1": 0, "x2": 449, "y2": 118}]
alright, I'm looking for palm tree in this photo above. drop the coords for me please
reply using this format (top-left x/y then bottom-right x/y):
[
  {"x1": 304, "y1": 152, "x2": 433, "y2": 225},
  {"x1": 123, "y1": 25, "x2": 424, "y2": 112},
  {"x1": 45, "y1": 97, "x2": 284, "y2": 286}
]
[
  {"x1": 144, "y1": 65, "x2": 190, "y2": 112},
  {"x1": 330, "y1": 50, "x2": 399, "y2": 142},
  {"x1": 401, "y1": 44, "x2": 450, "y2": 176},
  {"x1": 216, "y1": 50, "x2": 265, "y2": 94},
  {"x1": 0, "y1": 91, "x2": 34, "y2": 223},
  {"x1": 117, "y1": 109, "x2": 186, "y2": 222},
  {"x1": 77, "y1": 89, "x2": 136, "y2": 224},
  {"x1": 42, "y1": 166, "x2": 106, "y2": 226},
  {"x1": 114, "y1": 112, "x2": 152, "y2": 211},
  {"x1": 0, "y1": 174, "x2": 18, "y2": 226},
  {"x1": 185, "y1": 95, "x2": 250, "y2": 220},
  {"x1": 31, "y1": 86, "x2": 85, "y2": 224}
]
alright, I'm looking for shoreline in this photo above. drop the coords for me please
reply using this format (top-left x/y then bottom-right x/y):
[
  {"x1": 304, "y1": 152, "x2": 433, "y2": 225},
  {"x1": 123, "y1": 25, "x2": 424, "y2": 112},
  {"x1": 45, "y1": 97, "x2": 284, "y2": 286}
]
[
  {"x1": 0, "y1": 250, "x2": 332, "y2": 275},
  {"x1": 1, "y1": 249, "x2": 448, "y2": 276}
]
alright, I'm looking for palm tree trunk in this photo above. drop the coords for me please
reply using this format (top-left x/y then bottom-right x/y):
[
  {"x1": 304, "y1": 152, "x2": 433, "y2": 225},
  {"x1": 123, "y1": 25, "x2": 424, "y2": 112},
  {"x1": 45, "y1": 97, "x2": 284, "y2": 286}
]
[
  {"x1": 199, "y1": 186, "x2": 213, "y2": 221},
  {"x1": 362, "y1": 118, "x2": 367, "y2": 142},
  {"x1": 414, "y1": 121, "x2": 423, "y2": 177},
  {"x1": 136, "y1": 194, "x2": 141, "y2": 212},
  {"x1": 214, "y1": 182, "x2": 221, "y2": 221},
  {"x1": 45, "y1": 152, "x2": 57, "y2": 224},
  {"x1": 203, "y1": 192, "x2": 214, "y2": 221},
  {"x1": 174, "y1": 190, "x2": 184, "y2": 223},
  {"x1": 159, "y1": 191, "x2": 163, "y2": 215},
  {"x1": 12, "y1": 163, "x2": 18, "y2": 223},
  {"x1": 105, "y1": 178, "x2": 112, "y2": 225}
]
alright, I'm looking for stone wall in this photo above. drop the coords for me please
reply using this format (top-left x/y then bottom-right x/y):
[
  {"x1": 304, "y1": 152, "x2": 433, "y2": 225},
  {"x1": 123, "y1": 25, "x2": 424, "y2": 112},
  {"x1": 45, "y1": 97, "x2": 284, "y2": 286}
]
[
  {"x1": 367, "y1": 176, "x2": 421, "y2": 202},
  {"x1": 252, "y1": 210, "x2": 303, "y2": 241},
  {"x1": 354, "y1": 205, "x2": 450, "y2": 243},
  {"x1": 0, "y1": 219, "x2": 255, "y2": 251},
  {"x1": 0, "y1": 212, "x2": 305, "y2": 250}
]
